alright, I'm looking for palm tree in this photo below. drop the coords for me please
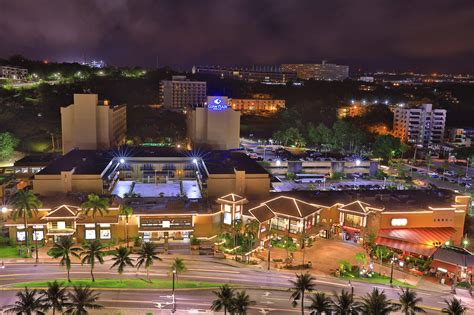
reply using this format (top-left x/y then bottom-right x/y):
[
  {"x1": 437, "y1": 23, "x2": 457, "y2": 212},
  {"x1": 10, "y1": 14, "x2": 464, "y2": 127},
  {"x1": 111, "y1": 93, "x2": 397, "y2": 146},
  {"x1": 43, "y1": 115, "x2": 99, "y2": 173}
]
[
  {"x1": 394, "y1": 288, "x2": 426, "y2": 315},
  {"x1": 441, "y1": 297, "x2": 468, "y2": 315},
  {"x1": 48, "y1": 237, "x2": 81, "y2": 282},
  {"x1": 136, "y1": 242, "x2": 161, "y2": 282},
  {"x1": 230, "y1": 290, "x2": 255, "y2": 315},
  {"x1": 244, "y1": 219, "x2": 259, "y2": 250},
  {"x1": 307, "y1": 292, "x2": 332, "y2": 315},
  {"x1": 360, "y1": 288, "x2": 397, "y2": 315},
  {"x1": 66, "y1": 285, "x2": 103, "y2": 314},
  {"x1": 170, "y1": 257, "x2": 186, "y2": 280},
  {"x1": 80, "y1": 240, "x2": 105, "y2": 282},
  {"x1": 81, "y1": 194, "x2": 109, "y2": 238},
  {"x1": 230, "y1": 219, "x2": 243, "y2": 247},
  {"x1": 118, "y1": 204, "x2": 133, "y2": 247},
  {"x1": 331, "y1": 289, "x2": 360, "y2": 315},
  {"x1": 11, "y1": 190, "x2": 42, "y2": 260},
  {"x1": 4, "y1": 287, "x2": 45, "y2": 315},
  {"x1": 40, "y1": 281, "x2": 69, "y2": 315},
  {"x1": 110, "y1": 246, "x2": 134, "y2": 275},
  {"x1": 210, "y1": 284, "x2": 235, "y2": 315},
  {"x1": 289, "y1": 273, "x2": 316, "y2": 315}
]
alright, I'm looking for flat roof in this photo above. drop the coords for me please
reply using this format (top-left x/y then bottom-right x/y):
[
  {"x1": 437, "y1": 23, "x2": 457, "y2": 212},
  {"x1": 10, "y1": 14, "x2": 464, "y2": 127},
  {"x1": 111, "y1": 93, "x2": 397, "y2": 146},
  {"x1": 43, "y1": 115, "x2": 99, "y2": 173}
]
[
  {"x1": 36, "y1": 150, "x2": 113, "y2": 175},
  {"x1": 202, "y1": 151, "x2": 269, "y2": 175},
  {"x1": 14, "y1": 153, "x2": 61, "y2": 167}
]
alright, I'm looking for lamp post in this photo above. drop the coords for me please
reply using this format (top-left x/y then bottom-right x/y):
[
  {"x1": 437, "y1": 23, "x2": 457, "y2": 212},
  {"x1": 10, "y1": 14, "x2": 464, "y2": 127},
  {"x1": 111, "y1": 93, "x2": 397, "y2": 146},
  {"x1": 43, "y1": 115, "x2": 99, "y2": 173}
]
[
  {"x1": 172, "y1": 268, "x2": 176, "y2": 313},
  {"x1": 389, "y1": 254, "x2": 396, "y2": 287},
  {"x1": 267, "y1": 241, "x2": 272, "y2": 271},
  {"x1": 348, "y1": 280, "x2": 354, "y2": 295}
]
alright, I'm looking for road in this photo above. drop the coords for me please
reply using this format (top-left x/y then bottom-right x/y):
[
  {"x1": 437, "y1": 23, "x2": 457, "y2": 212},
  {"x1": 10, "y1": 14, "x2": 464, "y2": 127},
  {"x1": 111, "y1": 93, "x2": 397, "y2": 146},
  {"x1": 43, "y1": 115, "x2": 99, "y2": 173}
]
[{"x1": 0, "y1": 256, "x2": 471, "y2": 314}]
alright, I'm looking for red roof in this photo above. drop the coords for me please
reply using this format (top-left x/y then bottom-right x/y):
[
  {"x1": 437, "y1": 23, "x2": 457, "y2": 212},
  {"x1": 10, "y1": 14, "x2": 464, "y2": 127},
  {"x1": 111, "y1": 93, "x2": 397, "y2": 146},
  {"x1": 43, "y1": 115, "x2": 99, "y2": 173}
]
[{"x1": 375, "y1": 237, "x2": 437, "y2": 257}]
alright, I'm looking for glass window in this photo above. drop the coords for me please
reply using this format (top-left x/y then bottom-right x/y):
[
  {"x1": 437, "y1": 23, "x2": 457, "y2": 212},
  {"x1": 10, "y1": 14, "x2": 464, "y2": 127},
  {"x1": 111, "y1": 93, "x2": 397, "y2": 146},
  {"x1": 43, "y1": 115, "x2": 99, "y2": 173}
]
[
  {"x1": 162, "y1": 221, "x2": 170, "y2": 228},
  {"x1": 224, "y1": 212, "x2": 232, "y2": 225},
  {"x1": 224, "y1": 204, "x2": 232, "y2": 213},
  {"x1": 99, "y1": 224, "x2": 111, "y2": 228},
  {"x1": 17, "y1": 231, "x2": 26, "y2": 242},
  {"x1": 33, "y1": 230, "x2": 44, "y2": 241},
  {"x1": 85, "y1": 229, "x2": 96, "y2": 240},
  {"x1": 57, "y1": 221, "x2": 66, "y2": 230},
  {"x1": 100, "y1": 229, "x2": 111, "y2": 240},
  {"x1": 85, "y1": 224, "x2": 95, "y2": 228}
]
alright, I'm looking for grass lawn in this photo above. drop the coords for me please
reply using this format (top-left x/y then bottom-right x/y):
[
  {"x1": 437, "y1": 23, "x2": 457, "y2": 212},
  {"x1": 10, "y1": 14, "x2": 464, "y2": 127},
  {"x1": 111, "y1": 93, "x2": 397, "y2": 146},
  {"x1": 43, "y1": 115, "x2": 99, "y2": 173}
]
[
  {"x1": 0, "y1": 246, "x2": 25, "y2": 258},
  {"x1": 339, "y1": 274, "x2": 415, "y2": 288},
  {"x1": 13, "y1": 279, "x2": 223, "y2": 289}
]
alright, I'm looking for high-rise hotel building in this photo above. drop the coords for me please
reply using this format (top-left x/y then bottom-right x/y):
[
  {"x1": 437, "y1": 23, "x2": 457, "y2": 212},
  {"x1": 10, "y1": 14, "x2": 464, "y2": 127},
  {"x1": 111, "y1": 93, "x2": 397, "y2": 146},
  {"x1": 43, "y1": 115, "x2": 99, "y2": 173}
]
[
  {"x1": 61, "y1": 94, "x2": 127, "y2": 154},
  {"x1": 281, "y1": 61, "x2": 349, "y2": 81},
  {"x1": 393, "y1": 104, "x2": 446, "y2": 148},
  {"x1": 159, "y1": 76, "x2": 207, "y2": 109}
]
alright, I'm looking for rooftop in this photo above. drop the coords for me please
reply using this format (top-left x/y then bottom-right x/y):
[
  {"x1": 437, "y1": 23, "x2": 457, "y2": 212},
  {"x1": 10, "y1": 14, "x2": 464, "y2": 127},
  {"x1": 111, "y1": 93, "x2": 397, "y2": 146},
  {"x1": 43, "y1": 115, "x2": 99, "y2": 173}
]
[
  {"x1": 202, "y1": 151, "x2": 269, "y2": 175},
  {"x1": 36, "y1": 150, "x2": 113, "y2": 175},
  {"x1": 14, "y1": 153, "x2": 61, "y2": 167}
]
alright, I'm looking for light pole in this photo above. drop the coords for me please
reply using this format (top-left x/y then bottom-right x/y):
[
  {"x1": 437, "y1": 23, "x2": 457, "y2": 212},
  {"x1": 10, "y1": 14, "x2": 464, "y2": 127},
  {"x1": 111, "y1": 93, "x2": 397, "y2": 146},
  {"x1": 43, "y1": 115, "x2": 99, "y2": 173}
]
[
  {"x1": 389, "y1": 253, "x2": 396, "y2": 287},
  {"x1": 267, "y1": 241, "x2": 272, "y2": 271},
  {"x1": 172, "y1": 268, "x2": 176, "y2": 313},
  {"x1": 348, "y1": 280, "x2": 354, "y2": 295}
]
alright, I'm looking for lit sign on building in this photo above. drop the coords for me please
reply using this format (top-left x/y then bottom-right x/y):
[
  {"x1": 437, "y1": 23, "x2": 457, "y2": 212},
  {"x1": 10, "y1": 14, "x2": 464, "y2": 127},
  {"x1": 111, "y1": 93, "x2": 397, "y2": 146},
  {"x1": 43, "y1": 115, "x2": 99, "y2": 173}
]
[{"x1": 208, "y1": 96, "x2": 228, "y2": 111}]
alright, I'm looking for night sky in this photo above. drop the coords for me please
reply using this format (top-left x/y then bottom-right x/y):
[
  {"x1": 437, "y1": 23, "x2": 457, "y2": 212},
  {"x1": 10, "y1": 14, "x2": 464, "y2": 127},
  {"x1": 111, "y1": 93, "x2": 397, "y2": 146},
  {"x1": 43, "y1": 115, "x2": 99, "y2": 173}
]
[{"x1": 0, "y1": 0, "x2": 473, "y2": 73}]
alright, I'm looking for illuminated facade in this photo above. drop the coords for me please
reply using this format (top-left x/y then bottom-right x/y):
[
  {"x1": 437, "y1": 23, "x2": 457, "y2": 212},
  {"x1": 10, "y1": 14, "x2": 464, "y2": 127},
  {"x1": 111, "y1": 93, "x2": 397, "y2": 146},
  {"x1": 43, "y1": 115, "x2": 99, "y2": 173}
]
[
  {"x1": 230, "y1": 96, "x2": 285, "y2": 114},
  {"x1": 60, "y1": 94, "x2": 127, "y2": 154},
  {"x1": 281, "y1": 61, "x2": 349, "y2": 81},
  {"x1": 159, "y1": 76, "x2": 207, "y2": 109}
]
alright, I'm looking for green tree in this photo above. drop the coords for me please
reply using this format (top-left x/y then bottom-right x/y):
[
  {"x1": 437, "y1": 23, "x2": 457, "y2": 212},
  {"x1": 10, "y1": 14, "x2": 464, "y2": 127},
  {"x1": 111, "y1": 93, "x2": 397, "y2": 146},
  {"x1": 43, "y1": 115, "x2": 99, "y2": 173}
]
[
  {"x1": 80, "y1": 240, "x2": 105, "y2": 282},
  {"x1": 40, "y1": 281, "x2": 69, "y2": 315},
  {"x1": 110, "y1": 246, "x2": 134, "y2": 275},
  {"x1": 244, "y1": 219, "x2": 259, "y2": 250},
  {"x1": 289, "y1": 273, "x2": 316, "y2": 315},
  {"x1": 81, "y1": 194, "x2": 109, "y2": 237},
  {"x1": 170, "y1": 257, "x2": 186, "y2": 280},
  {"x1": 210, "y1": 284, "x2": 235, "y2": 315},
  {"x1": 308, "y1": 122, "x2": 332, "y2": 148},
  {"x1": 230, "y1": 290, "x2": 255, "y2": 315},
  {"x1": 118, "y1": 204, "x2": 133, "y2": 247},
  {"x1": 331, "y1": 289, "x2": 360, "y2": 315},
  {"x1": 355, "y1": 252, "x2": 367, "y2": 268},
  {"x1": 11, "y1": 190, "x2": 43, "y2": 259},
  {"x1": 360, "y1": 288, "x2": 397, "y2": 315},
  {"x1": 441, "y1": 297, "x2": 468, "y2": 314},
  {"x1": 394, "y1": 288, "x2": 426, "y2": 315},
  {"x1": 4, "y1": 287, "x2": 45, "y2": 315},
  {"x1": 372, "y1": 135, "x2": 405, "y2": 162},
  {"x1": 136, "y1": 242, "x2": 162, "y2": 282},
  {"x1": 66, "y1": 285, "x2": 103, "y2": 314},
  {"x1": 48, "y1": 237, "x2": 81, "y2": 282},
  {"x1": 375, "y1": 246, "x2": 391, "y2": 273},
  {"x1": 307, "y1": 292, "x2": 333, "y2": 315},
  {"x1": 0, "y1": 131, "x2": 19, "y2": 161}
]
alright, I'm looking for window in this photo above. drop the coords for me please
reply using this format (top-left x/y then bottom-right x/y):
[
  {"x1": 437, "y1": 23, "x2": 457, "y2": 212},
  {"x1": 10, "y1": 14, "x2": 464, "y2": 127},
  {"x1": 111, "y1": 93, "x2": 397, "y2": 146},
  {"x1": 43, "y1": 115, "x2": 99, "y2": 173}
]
[
  {"x1": 17, "y1": 231, "x2": 26, "y2": 242},
  {"x1": 57, "y1": 221, "x2": 66, "y2": 230},
  {"x1": 85, "y1": 229, "x2": 96, "y2": 240},
  {"x1": 224, "y1": 212, "x2": 232, "y2": 225},
  {"x1": 162, "y1": 221, "x2": 170, "y2": 228},
  {"x1": 391, "y1": 218, "x2": 408, "y2": 226},
  {"x1": 33, "y1": 230, "x2": 44, "y2": 241},
  {"x1": 85, "y1": 224, "x2": 95, "y2": 228},
  {"x1": 100, "y1": 229, "x2": 111, "y2": 240}
]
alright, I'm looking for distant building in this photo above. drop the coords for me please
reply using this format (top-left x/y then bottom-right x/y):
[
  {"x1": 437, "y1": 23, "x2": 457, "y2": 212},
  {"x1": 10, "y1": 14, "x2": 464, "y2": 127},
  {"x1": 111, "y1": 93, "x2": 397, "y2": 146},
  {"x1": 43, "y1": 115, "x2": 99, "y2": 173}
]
[
  {"x1": 448, "y1": 127, "x2": 474, "y2": 147},
  {"x1": 0, "y1": 66, "x2": 28, "y2": 80},
  {"x1": 187, "y1": 96, "x2": 240, "y2": 150},
  {"x1": 230, "y1": 94, "x2": 285, "y2": 114},
  {"x1": 337, "y1": 102, "x2": 370, "y2": 119},
  {"x1": 393, "y1": 104, "x2": 446, "y2": 148},
  {"x1": 281, "y1": 61, "x2": 349, "y2": 81},
  {"x1": 61, "y1": 94, "x2": 127, "y2": 154},
  {"x1": 193, "y1": 65, "x2": 297, "y2": 84},
  {"x1": 159, "y1": 76, "x2": 207, "y2": 109}
]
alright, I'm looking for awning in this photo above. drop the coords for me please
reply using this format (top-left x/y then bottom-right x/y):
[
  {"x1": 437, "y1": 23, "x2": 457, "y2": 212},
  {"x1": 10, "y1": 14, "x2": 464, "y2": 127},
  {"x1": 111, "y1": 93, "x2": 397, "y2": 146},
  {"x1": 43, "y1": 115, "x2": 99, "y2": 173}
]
[
  {"x1": 375, "y1": 236, "x2": 437, "y2": 257},
  {"x1": 377, "y1": 227, "x2": 455, "y2": 247}
]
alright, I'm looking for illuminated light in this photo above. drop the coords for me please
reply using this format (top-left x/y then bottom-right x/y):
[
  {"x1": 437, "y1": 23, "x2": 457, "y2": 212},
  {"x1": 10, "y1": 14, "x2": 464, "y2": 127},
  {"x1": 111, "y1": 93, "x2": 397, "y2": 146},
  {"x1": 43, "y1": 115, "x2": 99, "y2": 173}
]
[
  {"x1": 177, "y1": 144, "x2": 181, "y2": 149},
  {"x1": 355, "y1": 159, "x2": 361, "y2": 166},
  {"x1": 208, "y1": 96, "x2": 228, "y2": 111},
  {"x1": 463, "y1": 239, "x2": 469, "y2": 246},
  {"x1": 192, "y1": 158, "x2": 197, "y2": 164},
  {"x1": 276, "y1": 159, "x2": 281, "y2": 166},
  {"x1": 1, "y1": 207, "x2": 7, "y2": 213},
  {"x1": 391, "y1": 218, "x2": 408, "y2": 226},
  {"x1": 445, "y1": 241, "x2": 450, "y2": 246},
  {"x1": 119, "y1": 158, "x2": 125, "y2": 164},
  {"x1": 351, "y1": 100, "x2": 355, "y2": 104}
]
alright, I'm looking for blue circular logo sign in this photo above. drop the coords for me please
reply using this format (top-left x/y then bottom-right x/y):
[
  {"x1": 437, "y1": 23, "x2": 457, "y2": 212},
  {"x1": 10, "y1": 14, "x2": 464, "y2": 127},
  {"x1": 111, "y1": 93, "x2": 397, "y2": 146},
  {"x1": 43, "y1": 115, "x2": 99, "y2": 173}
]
[{"x1": 208, "y1": 97, "x2": 228, "y2": 111}]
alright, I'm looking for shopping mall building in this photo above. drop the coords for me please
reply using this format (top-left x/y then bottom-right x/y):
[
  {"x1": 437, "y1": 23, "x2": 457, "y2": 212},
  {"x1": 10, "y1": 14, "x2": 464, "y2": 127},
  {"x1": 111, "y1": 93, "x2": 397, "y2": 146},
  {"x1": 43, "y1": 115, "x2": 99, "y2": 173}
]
[{"x1": 2, "y1": 147, "x2": 470, "y2": 259}]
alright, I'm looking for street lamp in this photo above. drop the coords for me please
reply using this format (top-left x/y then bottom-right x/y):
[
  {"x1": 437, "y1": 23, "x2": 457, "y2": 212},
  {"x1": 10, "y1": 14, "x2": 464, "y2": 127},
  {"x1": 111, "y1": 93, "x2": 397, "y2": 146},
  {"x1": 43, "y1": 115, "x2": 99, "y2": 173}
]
[
  {"x1": 1, "y1": 206, "x2": 7, "y2": 214},
  {"x1": 119, "y1": 158, "x2": 125, "y2": 164},
  {"x1": 389, "y1": 254, "x2": 397, "y2": 287},
  {"x1": 267, "y1": 238, "x2": 272, "y2": 271},
  {"x1": 172, "y1": 268, "x2": 176, "y2": 313}
]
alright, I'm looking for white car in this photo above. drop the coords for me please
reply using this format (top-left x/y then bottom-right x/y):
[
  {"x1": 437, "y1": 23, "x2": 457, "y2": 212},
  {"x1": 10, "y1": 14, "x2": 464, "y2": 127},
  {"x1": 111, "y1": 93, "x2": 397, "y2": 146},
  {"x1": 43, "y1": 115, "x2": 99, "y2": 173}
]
[{"x1": 443, "y1": 171, "x2": 455, "y2": 176}]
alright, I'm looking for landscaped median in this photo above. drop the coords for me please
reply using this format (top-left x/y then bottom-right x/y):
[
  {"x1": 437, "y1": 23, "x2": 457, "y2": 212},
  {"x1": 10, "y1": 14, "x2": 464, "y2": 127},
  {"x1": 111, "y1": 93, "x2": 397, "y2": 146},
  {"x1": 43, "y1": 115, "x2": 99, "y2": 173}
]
[{"x1": 11, "y1": 279, "x2": 223, "y2": 290}]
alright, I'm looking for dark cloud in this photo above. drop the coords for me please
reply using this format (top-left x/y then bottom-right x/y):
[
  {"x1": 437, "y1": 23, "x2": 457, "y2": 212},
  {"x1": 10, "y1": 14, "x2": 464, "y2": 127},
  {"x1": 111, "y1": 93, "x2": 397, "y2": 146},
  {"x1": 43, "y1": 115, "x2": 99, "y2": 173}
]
[{"x1": 0, "y1": 0, "x2": 473, "y2": 72}]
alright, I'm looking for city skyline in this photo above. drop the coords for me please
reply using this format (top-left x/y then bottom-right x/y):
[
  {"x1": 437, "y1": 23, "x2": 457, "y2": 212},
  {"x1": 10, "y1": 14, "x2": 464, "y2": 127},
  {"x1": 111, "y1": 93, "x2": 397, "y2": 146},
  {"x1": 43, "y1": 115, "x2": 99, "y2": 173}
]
[{"x1": 0, "y1": 0, "x2": 473, "y2": 73}]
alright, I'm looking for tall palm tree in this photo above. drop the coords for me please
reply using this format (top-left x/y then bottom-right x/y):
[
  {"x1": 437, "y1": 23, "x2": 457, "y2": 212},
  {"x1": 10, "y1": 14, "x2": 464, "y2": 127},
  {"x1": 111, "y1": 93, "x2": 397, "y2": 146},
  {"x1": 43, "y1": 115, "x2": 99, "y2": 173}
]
[
  {"x1": 360, "y1": 288, "x2": 397, "y2": 315},
  {"x1": 118, "y1": 204, "x2": 133, "y2": 247},
  {"x1": 4, "y1": 287, "x2": 45, "y2": 315},
  {"x1": 244, "y1": 219, "x2": 259, "y2": 250},
  {"x1": 81, "y1": 194, "x2": 109, "y2": 238},
  {"x1": 48, "y1": 237, "x2": 81, "y2": 282},
  {"x1": 289, "y1": 273, "x2": 316, "y2": 315},
  {"x1": 40, "y1": 281, "x2": 69, "y2": 315},
  {"x1": 170, "y1": 257, "x2": 186, "y2": 280},
  {"x1": 11, "y1": 190, "x2": 42, "y2": 260},
  {"x1": 307, "y1": 292, "x2": 332, "y2": 315},
  {"x1": 441, "y1": 297, "x2": 468, "y2": 315},
  {"x1": 136, "y1": 242, "x2": 161, "y2": 282},
  {"x1": 331, "y1": 289, "x2": 360, "y2": 315},
  {"x1": 230, "y1": 290, "x2": 255, "y2": 315},
  {"x1": 210, "y1": 284, "x2": 235, "y2": 315},
  {"x1": 80, "y1": 240, "x2": 105, "y2": 282},
  {"x1": 394, "y1": 288, "x2": 426, "y2": 315},
  {"x1": 65, "y1": 285, "x2": 103, "y2": 315},
  {"x1": 110, "y1": 246, "x2": 134, "y2": 275}
]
